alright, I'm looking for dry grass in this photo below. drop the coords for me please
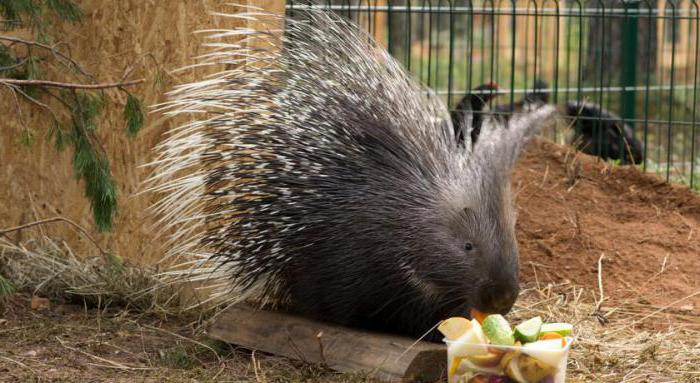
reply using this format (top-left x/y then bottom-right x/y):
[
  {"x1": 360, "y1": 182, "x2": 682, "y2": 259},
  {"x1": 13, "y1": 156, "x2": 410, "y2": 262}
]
[
  {"x1": 0, "y1": 236, "x2": 181, "y2": 315},
  {"x1": 1, "y1": 236, "x2": 699, "y2": 382},
  {"x1": 512, "y1": 283, "x2": 700, "y2": 382}
]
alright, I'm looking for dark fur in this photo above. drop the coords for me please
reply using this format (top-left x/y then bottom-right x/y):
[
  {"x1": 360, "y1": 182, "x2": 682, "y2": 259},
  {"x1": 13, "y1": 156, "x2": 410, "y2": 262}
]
[
  {"x1": 565, "y1": 101, "x2": 644, "y2": 165},
  {"x1": 155, "y1": 8, "x2": 553, "y2": 342},
  {"x1": 451, "y1": 83, "x2": 500, "y2": 145}
]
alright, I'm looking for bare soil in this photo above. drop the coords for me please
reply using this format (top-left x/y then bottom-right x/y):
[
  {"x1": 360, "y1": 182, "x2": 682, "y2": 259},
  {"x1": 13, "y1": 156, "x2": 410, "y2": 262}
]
[
  {"x1": 515, "y1": 138, "x2": 700, "y2": 327},
  {"x1": 1, "y1": 138, "x2": 699, "y2": 382}
]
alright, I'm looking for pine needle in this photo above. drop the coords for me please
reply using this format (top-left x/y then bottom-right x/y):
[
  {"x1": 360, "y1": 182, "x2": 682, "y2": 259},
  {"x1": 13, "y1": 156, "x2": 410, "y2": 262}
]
[
  {"x1": 124, "y1": 93, "x2": 145, "y2": 137},
  {"x1": 0, "y1": 273, "x2": 15, "y2": 300}
]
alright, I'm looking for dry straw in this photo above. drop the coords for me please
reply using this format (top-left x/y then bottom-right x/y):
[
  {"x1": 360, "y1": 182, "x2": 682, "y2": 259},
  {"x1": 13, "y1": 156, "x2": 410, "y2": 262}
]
[
  {"x1": 0, "y1": 236, "x2": 179, "y2": 314},
  {"x1": 511, "y1": 283, "x2": 700, "y2": 382},
  {"x1": 1, "y1": 236, "x2": 698, "y2": 382}
]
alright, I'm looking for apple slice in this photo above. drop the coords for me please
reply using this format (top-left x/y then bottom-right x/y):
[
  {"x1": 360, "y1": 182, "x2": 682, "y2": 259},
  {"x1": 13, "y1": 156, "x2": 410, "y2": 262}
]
[
  {"x1": 504, "y1": 355, "x2": 527, "y2": 383},
  {"x1": 518, "y1": 354, "x2": 555, "y2": 383},
  {"x1": 448, "y1": 319, "x2": 489, "y2": 356},
  {"x1": 466, "y1": 351, "x2": 503, "y2": 368},
  {"x1": 438, "y1": 317, "x2": 473, "y2": 340}
]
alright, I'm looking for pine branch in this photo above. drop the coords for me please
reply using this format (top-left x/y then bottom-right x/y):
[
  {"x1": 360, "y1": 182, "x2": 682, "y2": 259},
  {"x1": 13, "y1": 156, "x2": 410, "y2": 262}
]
[
  {"x1": 1, "y1": 1, "x2": 146, "y2": 232},
  {"x1": 0, "y1": 57, "x2": 28, "y2": 72},
  {"x1": 0, "y1": 35, "x2": 94, "y2": 80},
  {"x1": 0, "y1": 78, "x2": 144, "y2": 89}
]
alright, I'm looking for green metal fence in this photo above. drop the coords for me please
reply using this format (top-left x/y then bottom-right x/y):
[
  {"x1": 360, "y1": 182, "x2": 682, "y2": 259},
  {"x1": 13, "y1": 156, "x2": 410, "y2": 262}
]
[{"x1": 287, "y1": 0, "x2": 700, "y2": 190}]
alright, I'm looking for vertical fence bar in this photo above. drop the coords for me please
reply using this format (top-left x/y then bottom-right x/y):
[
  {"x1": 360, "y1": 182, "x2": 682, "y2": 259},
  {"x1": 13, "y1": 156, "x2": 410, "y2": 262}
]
[
  {"x1": 642, "y1": 0, "x2": 652, "y2": 170},
  {"x1": 621, "y1": 0, "x2": 639, "y2": 162},
  {"x1": 691, "y1": 1, "x2": 699, "y2": 188},
  {"x1": 387, "y1": 0, "x2": 394, "y2": 55},
  {"x1": 595, "y1": 0, "x2": 607, "y2": 160},
  {"x1": 448, "y1": 0, "x2": 456, "y2": 106},
  {"x1": 509, "y1": 0, "x2": 516, "y2": 109},
  {"x1": 666, "y1": 0, "x2": 677, "y2": 182}
]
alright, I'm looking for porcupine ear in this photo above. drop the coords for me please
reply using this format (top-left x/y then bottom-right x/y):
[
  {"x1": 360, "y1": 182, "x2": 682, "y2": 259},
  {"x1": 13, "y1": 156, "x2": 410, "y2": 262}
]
[{"x1": 471, "y1": 105, "x2": 557, "y2": 175}]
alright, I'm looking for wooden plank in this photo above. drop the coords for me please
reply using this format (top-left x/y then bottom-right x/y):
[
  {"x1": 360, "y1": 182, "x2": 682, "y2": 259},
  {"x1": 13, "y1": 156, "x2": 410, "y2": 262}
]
[{"x1": 207, "y1": 305, "x2": 447, "y2": 382}]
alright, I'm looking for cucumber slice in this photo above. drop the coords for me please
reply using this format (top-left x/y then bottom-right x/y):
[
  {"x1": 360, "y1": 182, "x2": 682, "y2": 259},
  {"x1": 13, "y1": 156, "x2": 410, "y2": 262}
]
[
  {"x1": 514, "y1": 316, "x2": 542, "y2": 343},
  {"x1": 540, "y1": 322, "x2": 573, "y2": 336},
  {"x1": 482, "y1": 314, "x2": 515, "y2": 346}
]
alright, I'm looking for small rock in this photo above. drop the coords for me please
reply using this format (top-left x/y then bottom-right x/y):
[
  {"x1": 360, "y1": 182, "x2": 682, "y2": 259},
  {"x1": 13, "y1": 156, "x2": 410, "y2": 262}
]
[{"x1": 31, "y1": 296, "x2": 50, "y2": 311}]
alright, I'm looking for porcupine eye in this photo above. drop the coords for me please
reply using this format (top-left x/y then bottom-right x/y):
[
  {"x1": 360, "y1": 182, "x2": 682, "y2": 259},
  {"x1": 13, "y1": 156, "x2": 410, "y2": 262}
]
[{"x1": 464, "y1": 242, "x2": 474, "y2": 252}]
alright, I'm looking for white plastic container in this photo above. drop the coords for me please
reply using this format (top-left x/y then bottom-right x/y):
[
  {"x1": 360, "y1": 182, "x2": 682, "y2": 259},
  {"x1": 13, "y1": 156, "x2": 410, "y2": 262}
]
[{"x1": 444, "y1": 337, "x2": 573, "y2": 383}]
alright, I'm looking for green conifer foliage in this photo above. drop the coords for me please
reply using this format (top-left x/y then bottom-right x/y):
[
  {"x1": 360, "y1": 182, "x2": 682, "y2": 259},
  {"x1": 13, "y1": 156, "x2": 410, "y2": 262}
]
[{"x1": 1, "y1": 0, "x2": 145, "y2": 231}]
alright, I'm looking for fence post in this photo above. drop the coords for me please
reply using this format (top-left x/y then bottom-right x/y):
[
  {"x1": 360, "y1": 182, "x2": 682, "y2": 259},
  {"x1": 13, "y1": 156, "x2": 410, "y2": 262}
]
[{"x1": 621, "y1": 0, "x2": 640, "y2": 130}]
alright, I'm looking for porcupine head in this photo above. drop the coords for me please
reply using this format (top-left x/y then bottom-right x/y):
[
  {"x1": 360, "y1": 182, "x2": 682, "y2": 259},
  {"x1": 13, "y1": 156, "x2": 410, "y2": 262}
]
[{"x1": 147, "y1": 4, "x2": 556, "y2": 339}]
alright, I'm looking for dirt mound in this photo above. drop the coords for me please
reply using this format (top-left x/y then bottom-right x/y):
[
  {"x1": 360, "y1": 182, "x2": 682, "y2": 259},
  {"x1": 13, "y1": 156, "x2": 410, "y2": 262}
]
[{"x1": 514, "y1": 138, "x2": 700, "y2": 324}]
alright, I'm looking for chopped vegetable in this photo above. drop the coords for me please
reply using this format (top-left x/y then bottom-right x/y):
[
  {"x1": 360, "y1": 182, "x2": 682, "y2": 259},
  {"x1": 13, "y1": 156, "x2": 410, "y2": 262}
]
[
  {"x1": 539, "y1": 332, "x2": 566, "y2": 347},
  {"x1": 466, "y1": 351, "x2": 503, "y2": 368},
  {"x1": 518, "y1": 354, "x2": 555, "y2": 382},
  {"x1": 514, "y1": 316, "x2": 542, "y2": 343},
  {"x1": 439, "y1": 317, "x2": 473, "y2": 340},
  {"x1": 448, "y1": 356, "x2": 465, "y2": 378},
  {"x1": 442, "y1": 313, "x2": 572, "y2": 383},
  {"x1": 504, "y1": 355, "x2": 526, "y2": 383},
  {"x1": 521, "y1": 339, "x2": 567, "y2": 367},
  {"x1": 539, "y1": 323, "x2": 573, "y2": 337},
  {"x1": 482, "y1": 314, "x2": 515, "y2": 346},
  {"x1": 470, "y1": 308, "x2": 488, "y2": 324},
  {"x1": 450, "y1": 320, "x2": 489, "y2": 356}
]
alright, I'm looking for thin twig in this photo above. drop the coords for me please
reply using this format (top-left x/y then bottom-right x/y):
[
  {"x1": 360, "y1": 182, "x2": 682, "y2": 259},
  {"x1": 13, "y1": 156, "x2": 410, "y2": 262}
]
[
  {"x1": 0, "y1": 355, "x2": 37, "y2": 374},
  {"x1": 3, "y1": 83, "x2": 60, "y2": 121},
  {"x1": 0, "y1": 57, "x2": 28, "y2": 71},
  {"x1": 597, "y1": 253, "x2": 605, "y2": 306},
  {"x1": 316, "y1": 331, "x2": 327, "y2": 365},
  {"x1": 5, "y1": 83, "x2": 27, "y2": 130},
  {"x1": 633, "y1": 290, "x2": 700, "y2": 324},
  {"x1": 251, "y1": 350, "x2": 263, "y2": 383},
  {"x1": 0, "y1": 217, "x2": 107, "y2": 255},
  {"x1": 139, "y1": 323, "x2": 222, "y2": 363},
  {"x1": 0, "y1": 78, "x2": 144, "y2": 89},
  {"x1": 55, "y1": 336, "x2": 153, "y2": 370}
]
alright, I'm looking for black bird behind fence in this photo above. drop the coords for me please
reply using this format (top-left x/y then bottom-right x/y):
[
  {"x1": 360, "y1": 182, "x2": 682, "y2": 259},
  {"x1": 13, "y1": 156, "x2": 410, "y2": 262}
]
[{"x1": 287, "y1": 0, "x2": 700, "y2": 190}]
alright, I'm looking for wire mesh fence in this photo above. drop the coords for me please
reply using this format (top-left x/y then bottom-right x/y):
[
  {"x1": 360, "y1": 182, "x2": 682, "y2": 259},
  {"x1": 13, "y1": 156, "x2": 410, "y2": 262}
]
[{"x1": 286, "y1": 0, "x2": 700, "y2": 190}]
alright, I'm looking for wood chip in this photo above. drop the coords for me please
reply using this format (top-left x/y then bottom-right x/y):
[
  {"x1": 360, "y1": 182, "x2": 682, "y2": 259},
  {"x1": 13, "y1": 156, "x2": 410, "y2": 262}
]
[{"x1": 30, "y1": 296, "x2": 50, "y2": 310}]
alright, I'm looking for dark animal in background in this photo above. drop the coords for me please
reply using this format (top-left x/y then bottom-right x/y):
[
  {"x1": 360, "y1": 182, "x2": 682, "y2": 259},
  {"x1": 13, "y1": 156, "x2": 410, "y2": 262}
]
[
  {"x1": 493, "y1": 79, "x2": 551, "y2": 115},
  {"x1": 149, "y1": 8, "x2": 557, "y2": 340},
  {"x1": 451, "y1": 82, "x2": 501, "y2": 145},
  {"x1": 451, "y1": 80, "x2": 551, "y2": 146},
  {"x1": 564, "y1": 101, "x2": 645, "y2": 165}
]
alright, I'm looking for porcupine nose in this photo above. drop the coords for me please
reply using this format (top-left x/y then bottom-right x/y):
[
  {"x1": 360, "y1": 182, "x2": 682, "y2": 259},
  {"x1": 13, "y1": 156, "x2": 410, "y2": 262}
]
[{"x1": 478, "y1": 282, "x2": 520, "y2": 315}]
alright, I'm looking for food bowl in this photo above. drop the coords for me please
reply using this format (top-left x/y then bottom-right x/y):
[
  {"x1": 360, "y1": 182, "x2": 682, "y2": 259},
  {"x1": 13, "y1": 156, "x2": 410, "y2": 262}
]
[{"x1": 444, "y1": 337, "x2": 573, "y2": 383}]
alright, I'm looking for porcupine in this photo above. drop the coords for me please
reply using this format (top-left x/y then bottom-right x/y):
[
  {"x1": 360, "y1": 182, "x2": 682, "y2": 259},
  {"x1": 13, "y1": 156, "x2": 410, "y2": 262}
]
[{"x1": 148, "y1": 5, "x2": 556, "y2": 339}]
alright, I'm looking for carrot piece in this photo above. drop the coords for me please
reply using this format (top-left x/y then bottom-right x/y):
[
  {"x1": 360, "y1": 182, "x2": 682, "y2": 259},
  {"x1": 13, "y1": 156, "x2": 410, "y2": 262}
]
[
  {"x1": 448, "y1": 356, "x2": 464, "y2": 381},
  {"x1": 539, "y1": 332, "x2": 566, "y2": 347},
  {"x1": 470, "y1": 308, "x2": 488, "y2": 324}
]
